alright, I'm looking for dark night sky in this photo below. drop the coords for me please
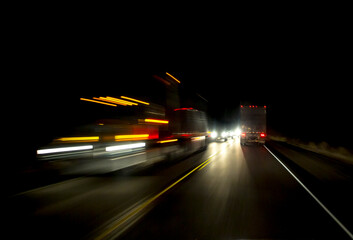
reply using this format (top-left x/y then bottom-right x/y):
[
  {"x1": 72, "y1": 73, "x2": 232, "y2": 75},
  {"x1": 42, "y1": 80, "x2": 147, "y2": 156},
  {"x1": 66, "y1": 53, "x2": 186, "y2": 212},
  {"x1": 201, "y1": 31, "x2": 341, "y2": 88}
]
[
  {"x1": 18, "y1": 61, "x2": 350, "y2": 150},
  {"x1": 178, "y1": 61, "x2": 351, "y2": 148},
  {"x1": 8, "y1": 19, "x2": 352, "y2": 153}
]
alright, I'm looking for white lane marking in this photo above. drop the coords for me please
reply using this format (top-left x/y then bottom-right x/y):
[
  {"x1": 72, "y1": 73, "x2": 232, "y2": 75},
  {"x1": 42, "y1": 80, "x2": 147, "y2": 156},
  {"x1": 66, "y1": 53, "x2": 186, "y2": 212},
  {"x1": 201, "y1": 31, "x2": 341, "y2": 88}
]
[{"x1": 264, "y1": 145, "x2": 353, "y2": 239}]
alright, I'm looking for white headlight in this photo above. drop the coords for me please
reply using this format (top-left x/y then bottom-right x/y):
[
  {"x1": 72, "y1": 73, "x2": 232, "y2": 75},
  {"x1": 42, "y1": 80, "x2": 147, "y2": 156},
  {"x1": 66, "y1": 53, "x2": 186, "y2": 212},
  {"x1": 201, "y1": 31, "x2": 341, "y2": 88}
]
[
  {"x1": 221, "y1": 132, "x2": 227, "y2": 138},
  {"x1": 235, "y1": 128, "x2": 241, "y2": 136},
  {"x1": 211, "y1": 131, "x2": 218, "y2": 138}
]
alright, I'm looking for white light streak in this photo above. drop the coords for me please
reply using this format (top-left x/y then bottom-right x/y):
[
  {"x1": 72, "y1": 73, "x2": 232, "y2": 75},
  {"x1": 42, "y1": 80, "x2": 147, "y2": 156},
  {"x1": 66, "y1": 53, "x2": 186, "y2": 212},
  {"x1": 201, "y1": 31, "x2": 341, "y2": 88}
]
[
  {"x1": 105, "y1": 142, "x2": 146, "y2": 152},
  {"x1": 37, "y1": 145, "x2": 93, "y2": 155}
]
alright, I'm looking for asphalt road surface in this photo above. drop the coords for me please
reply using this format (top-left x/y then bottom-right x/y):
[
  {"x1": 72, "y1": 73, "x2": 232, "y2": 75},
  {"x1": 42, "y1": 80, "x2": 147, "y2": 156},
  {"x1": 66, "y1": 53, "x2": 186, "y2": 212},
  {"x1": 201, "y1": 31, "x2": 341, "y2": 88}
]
[{"x1": 5, "y1": 140, "x2": 353, "y2": 239}]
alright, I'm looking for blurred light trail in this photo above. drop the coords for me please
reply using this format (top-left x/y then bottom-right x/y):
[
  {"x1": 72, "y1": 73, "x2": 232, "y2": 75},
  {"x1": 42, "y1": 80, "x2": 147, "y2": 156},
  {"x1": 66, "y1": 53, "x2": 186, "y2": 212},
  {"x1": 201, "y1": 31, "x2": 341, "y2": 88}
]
[
  {"x1": 144, "y1": 118, "x2": 169, "y2": 124},
  {"x1": 166, "y1": 72, "x2": 181, "y2": 83},
  {"x1": 174, "y1": 107, "x2": 194, "y2": 111},
  {"x1": 93, "y1": 97, "x2": 127, "y2": 106},
  {"x1": 153, "y1": 74, "x2": 171, "y2": 85},
  {"x1": 37, "y1": 145, "x2": 93, "y2": 155},
  {"x1": 157, "y1": 139, "x2": 178, "y2": 144},
  {"x1": 115, "y1": 134, "x2": 149, "y2": 141},
  {"x1": 56, "y1": 136, "x2": 99, "y2": 142},
  {"x1": 80, "y1": 98, "x2": 117, "y2": 107},
  {"x1": 97, "y1": 97, "x2": 138, "y2": 106},
  {"x1": 121, "y1": 96, "x2": 150, "y2": 105},
  {"x1": 192, "y1": 136, "x2": 206, "y2": 141},
  {"x1": 106, "y1": 96, "x2": 138, "y2": 105},
  {"x1": 105, "y1": 142, "x2": 146, "y2": 152}
]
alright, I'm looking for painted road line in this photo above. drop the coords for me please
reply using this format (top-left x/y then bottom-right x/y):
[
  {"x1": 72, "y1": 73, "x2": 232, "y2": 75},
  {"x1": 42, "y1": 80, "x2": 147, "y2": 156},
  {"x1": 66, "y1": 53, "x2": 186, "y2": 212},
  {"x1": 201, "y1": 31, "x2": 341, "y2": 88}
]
[
  {"x1": 198, "y1": 148, "x2": 229, "y2": 171},
  {"x1": 264, "y1": 145, "x2": 353, "y2": 239},
  {"x1": 95, "y1": 149, "x2": 225, "y2": 240},
  {"x1": 198, "y1": 160, "x2": 212, "y2": 171}
]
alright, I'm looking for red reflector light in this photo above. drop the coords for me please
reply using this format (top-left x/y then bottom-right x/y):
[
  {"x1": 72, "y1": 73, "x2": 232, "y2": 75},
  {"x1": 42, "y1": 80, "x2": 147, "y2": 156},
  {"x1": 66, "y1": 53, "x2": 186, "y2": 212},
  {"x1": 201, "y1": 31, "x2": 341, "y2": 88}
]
[
  {"x1": 260, "y1": 133, "x2": 266, "y2": 137},
  {"x1": 241, "y1": 133, "x2": 246, "y2": 137}
]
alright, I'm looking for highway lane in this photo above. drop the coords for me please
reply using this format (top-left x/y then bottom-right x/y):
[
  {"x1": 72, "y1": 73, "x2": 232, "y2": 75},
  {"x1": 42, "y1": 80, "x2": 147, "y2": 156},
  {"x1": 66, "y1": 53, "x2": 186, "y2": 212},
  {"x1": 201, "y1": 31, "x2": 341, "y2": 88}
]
[
  {"x1": 5, "y1": 142, "x2": 229, "y2": 239},
  {"x1": 118, "y1": 141, "x2": 351, "y2": 240},
  {"x1": 5, "y1": 140, "x2": 352, "y2": 239}
]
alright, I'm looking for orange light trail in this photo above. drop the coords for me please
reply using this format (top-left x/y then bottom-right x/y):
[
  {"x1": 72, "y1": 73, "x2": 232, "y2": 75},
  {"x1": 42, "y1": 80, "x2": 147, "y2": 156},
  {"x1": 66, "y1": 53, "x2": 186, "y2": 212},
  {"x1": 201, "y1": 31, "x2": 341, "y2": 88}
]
[
  {"x1": 121, "y1": 96, "x2": 150, "y2": 105},
  {"x1": 157, "y1": 139, "x2": 178, "y2": 144},
  {"x1": 106, "y1": 96, "x2": 138, "y2": 105},
  {"x1": 144, "y1": 119, "x2": 169, "y2": 124},
  {"x1": 56, "y1": 136, "x2": 100, "y2": 142},
  {"x1": 93, "y1": 97, "x2": 127, "y2": 106},
  {"x1": 80, "y1": 98, "x2": 117, "y2": 107},
  {"x1": 115, "y1": 134, "x2": 149, "y2": 141},
  {"x1": 166, "y1": 72, "x2": 181, "y2": 83}
]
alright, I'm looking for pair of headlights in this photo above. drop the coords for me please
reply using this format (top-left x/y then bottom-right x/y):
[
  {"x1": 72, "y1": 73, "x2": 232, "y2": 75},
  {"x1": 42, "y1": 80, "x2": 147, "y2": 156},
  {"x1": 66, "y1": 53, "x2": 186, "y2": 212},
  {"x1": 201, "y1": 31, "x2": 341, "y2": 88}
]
[{"x1": 211, "y1": 132, "x2": 228, "y2": 138}]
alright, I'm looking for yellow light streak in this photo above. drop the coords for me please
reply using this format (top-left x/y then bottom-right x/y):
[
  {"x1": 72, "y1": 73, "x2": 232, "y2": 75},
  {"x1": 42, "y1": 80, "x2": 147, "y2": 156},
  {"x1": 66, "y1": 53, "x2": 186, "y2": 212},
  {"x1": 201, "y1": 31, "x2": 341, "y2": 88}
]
[
  {"x1": 191, "y1": 136, "x2": 206, "y2": 141},
  {"x1": 166, "y1": 72, "x2": 181, "y2": 83},
  {"x1": 100, "y1": 97, "x2": 133, "y2": 105},
  {"x1": 93, "y1": 97, "x2": 127, "y2": 106},
  {"x1": 56, "y1": 136, "x2": 100, "y2": 142},
  {"x1": 114, "y1": 134, "x2": 149, "y2": 141},
  {"x1": 106, "y1": 96, "x2": 138, "y2": 105},
  {"x1": 120, "y1": 96, "x2": 150, "y2": 105},
  {"x1": 157, "y1": 139, "x2": 178, "y2": 144},
  {"x1": 144, "y1": 118, "x2": 169, "y2": 124},
  {"x1": 80, "y1": 98, "x2": 117, "y2": 107}
]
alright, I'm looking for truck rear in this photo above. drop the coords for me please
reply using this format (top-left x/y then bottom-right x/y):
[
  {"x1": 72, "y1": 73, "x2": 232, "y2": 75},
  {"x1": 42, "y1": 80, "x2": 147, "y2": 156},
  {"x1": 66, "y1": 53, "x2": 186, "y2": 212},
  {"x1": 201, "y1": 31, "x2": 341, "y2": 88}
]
[{"x1": 240, "y1": 105, "x2": 267, "y2": 145}]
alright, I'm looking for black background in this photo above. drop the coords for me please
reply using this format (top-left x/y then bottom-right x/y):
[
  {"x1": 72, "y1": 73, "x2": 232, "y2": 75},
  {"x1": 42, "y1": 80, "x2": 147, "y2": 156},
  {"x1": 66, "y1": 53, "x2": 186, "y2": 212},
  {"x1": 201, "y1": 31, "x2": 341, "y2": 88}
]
[{"x1": 6, "y1": 15, "x2": 352, "y2": 169}]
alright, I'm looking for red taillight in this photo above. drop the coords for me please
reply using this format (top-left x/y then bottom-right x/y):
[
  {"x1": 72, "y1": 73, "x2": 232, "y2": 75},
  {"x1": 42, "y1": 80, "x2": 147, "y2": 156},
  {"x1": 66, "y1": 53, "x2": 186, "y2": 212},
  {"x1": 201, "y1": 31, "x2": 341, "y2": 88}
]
[
  {"x1": 174, "y1": 107, "x2": 194, "y2": 111},
  {"x1": 260, "y1": 133, "x2": 266, "y2": 138},
  {"x1": 241, "y1": 133, "x2": 246, "y2": 137}
]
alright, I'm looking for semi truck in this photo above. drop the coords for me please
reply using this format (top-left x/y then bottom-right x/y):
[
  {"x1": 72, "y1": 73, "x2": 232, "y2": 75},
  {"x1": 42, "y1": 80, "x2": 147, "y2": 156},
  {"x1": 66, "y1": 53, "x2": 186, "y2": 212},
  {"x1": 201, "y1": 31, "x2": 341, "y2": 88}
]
[
  {"x1": 240, "y1": 105, "x2": 267, "y2": 145},
  {"x1": 36, "y1": 73, "x2": 209, "y2": 174}
]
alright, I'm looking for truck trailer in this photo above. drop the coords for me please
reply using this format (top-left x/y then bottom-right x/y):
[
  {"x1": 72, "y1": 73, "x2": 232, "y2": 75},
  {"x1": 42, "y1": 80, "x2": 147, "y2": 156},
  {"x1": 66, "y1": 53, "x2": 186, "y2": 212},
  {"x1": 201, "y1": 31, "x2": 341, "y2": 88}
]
[{"x1": 240, "y1": 105, "x2": 267, "y2": 145}]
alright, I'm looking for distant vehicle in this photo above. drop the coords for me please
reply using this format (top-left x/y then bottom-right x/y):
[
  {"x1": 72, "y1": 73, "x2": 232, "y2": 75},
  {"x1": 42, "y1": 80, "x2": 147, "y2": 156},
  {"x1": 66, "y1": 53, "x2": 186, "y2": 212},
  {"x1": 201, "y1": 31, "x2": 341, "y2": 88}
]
[
  {"x1": 209, "y1": 129, "x2": 229, "y2": 142},
  {"x1": 240, "y1": 105, "x2": 267, "y2": 145}
]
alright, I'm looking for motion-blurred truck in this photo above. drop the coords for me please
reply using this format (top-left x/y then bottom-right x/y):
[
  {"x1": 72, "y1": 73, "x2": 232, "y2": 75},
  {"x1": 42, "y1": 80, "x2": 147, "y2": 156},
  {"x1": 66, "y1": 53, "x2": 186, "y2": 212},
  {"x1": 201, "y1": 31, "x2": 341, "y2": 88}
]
[
  {"x1": 36, "y1": 72, "x2": 210, "y2": 174},
  {"x1": 240, "y1": 105, "x2": 267, "y2": 145}
]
